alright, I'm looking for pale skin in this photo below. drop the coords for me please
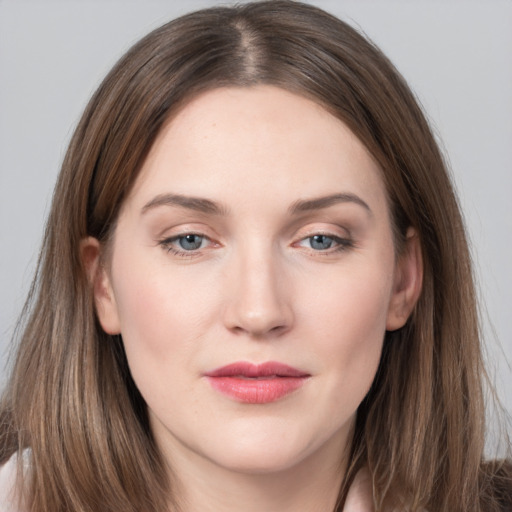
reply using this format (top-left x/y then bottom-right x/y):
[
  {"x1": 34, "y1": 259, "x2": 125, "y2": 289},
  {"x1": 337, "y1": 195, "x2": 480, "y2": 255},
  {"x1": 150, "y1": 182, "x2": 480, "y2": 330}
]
[{"x1": 83, "y1": 86, "x2": 422, "y2": 511}]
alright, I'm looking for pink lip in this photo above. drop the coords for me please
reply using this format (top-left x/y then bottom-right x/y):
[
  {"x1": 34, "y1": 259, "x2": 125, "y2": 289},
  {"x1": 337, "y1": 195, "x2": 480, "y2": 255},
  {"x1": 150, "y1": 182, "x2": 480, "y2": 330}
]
[{"x1": 204, "y1": 362, "x2": 310, "y2": 404}]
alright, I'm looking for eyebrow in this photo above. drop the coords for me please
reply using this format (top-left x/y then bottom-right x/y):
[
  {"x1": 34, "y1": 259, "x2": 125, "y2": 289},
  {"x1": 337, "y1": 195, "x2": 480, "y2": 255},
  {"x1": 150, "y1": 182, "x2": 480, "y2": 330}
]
[
  {"x1": 141, "y1": 193, "x2": 229, "y2": 216},
  {"x1": 141, "y1": 192, "x2": 371, "y2": 217},
  {"x1": 289, "y1": 193, "x2": 372, "y2": 215}
]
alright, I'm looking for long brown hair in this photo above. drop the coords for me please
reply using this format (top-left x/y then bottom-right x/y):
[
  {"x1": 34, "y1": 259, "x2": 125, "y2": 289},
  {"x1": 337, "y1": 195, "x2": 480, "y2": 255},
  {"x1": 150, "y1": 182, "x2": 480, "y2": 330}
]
[{"x1": 1, "y1": 1, "x2": 510, "y2": 511}]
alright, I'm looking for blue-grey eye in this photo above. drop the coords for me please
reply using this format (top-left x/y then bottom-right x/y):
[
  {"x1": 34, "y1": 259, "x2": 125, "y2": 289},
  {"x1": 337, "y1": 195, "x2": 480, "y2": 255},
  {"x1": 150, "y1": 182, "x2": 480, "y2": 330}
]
[
  {"x1": 309, "y1": 234, "x2": 335, "y2": 250},
  {"x1": 178, "y1": 234, "x2": 204, "y2": 250}
]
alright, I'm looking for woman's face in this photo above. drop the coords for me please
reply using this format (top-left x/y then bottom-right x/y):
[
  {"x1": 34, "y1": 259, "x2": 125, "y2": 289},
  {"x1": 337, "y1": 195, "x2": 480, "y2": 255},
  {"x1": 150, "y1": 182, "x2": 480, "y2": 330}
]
[{"x1": 93, "y1": 85, "x2": 419, "y2": 476}]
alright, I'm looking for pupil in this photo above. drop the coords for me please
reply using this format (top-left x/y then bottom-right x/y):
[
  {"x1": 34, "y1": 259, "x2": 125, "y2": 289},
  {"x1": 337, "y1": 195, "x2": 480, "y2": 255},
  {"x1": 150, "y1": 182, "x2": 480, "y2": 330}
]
[
  {"x1": 311, "y1": 235, "x2": 333, "y2": 250},
  {"x1": 179, "y1": 235, "x2": 202, "y2": 250}
]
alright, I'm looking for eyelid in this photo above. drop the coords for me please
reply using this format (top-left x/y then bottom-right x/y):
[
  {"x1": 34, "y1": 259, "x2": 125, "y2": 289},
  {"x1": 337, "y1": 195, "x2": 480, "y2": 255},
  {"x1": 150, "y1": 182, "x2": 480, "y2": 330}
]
[
  {"x1": 294, "y1": 234, "x2": 354, "y2": 252},
  {"x1": 154, "y1": 219, "x2": 218, "y2": 238},
  {"x1": 156, "y1": 223, "x2": 355, "y2": 258},
  {"x1": 290, "y1": 224, "x2": 355, "y2": 254},
  {"x1": 157, "y1": 228, "x2": 220, "y2": 258},
  {"x1": 291, "y1": 222, "x2": 351, "y2": 240}
]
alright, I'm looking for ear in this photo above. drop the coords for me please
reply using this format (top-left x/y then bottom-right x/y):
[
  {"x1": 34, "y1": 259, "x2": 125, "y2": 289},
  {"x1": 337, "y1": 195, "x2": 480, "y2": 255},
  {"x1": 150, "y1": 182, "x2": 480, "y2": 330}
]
[
  {"x1": 81, "y1": 237, "x2": 121, "y2": 335},
  {"x1": 386, "y1": 228, "x2": 423, "y2": 331}
]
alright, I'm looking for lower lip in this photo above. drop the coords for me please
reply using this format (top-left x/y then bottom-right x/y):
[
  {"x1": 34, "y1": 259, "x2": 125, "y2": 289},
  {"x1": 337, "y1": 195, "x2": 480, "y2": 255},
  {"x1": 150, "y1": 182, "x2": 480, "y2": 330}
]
[{"x1": 206, "y1": 376, "x2": 308, "y2": 404}]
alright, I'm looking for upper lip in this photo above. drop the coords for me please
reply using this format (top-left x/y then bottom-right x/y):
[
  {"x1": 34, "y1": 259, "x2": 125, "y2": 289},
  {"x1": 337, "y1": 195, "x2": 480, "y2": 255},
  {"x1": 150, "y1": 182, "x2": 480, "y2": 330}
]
[{"x1": 204, "y1": 361, "x2": 310, "y2": 378}]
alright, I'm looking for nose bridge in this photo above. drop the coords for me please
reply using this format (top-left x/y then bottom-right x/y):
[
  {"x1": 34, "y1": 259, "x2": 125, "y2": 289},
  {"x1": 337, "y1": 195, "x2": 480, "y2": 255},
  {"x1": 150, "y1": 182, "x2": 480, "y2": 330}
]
[{"x1": 223, "y1": 238, "x2": 293, "y2": 337}]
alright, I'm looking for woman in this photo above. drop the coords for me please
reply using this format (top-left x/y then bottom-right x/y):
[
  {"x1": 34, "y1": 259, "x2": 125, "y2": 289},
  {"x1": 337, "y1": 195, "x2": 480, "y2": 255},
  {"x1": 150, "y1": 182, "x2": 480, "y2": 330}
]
[{"x1": 0, "y1": 1, "x2": 510, "y2": 511}]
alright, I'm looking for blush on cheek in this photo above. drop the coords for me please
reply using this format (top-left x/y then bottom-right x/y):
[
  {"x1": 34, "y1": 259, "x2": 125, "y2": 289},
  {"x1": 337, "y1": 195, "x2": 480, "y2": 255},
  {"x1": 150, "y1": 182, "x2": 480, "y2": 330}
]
[
  {"x1": 308, "y1": 276, "x2": 389, "y2": 384},
  {"x1": 113, "y1": 274, "x2": 171, "y2": 350}
]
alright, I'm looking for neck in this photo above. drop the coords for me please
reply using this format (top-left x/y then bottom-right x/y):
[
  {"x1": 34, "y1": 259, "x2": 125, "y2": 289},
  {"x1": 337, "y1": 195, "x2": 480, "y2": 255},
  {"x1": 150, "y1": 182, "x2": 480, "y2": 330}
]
[{"x1": 161, "y1": 431, "x2": 349, "y2": 512}]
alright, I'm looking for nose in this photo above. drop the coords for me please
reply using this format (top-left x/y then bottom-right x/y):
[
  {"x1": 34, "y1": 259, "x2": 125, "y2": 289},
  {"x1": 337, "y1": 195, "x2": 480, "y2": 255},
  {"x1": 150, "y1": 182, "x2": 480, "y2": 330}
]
[{"x1": 222, "y1": 246, "x2": 294, "y2": 338}]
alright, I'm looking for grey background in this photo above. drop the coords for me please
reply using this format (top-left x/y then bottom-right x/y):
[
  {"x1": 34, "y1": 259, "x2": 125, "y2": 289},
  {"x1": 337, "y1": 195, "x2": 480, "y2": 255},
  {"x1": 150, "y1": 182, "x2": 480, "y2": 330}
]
[{"x1": 1, "y1": 1, "x2": 511, "y2": 423}]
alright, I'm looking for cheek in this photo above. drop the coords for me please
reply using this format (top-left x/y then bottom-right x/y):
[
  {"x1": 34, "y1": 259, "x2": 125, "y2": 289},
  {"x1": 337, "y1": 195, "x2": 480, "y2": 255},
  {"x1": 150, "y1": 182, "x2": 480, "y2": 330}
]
[
  {"x1": 299, "y1": 259, "x2": 393, "y2": 393},
  {"x1": 109, "y1": 251, "x2": 209, "y2": 375}
]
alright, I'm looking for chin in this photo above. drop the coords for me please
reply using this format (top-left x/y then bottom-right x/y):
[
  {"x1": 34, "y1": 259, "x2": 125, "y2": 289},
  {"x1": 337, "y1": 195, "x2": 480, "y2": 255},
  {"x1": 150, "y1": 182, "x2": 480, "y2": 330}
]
[
  {"x1": 207, "y1": 445, "x2": 309, "y2": 475},
  {"x1": 197, "y1": 423, "x2": 332, "y2": 476}
]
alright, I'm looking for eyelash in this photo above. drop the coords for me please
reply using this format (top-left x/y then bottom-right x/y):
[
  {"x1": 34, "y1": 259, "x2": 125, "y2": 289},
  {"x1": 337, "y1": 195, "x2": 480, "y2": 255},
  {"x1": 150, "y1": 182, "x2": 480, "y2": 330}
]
[
  {"x1": 159, "y1": 233, "x2": 211, "y2": 258},
  {"x1": 158, "y1": 232, "x2": 354, "y2": 258},
  {"x1": 295, "y1": 233, "x2": 354, "y2": 254}
]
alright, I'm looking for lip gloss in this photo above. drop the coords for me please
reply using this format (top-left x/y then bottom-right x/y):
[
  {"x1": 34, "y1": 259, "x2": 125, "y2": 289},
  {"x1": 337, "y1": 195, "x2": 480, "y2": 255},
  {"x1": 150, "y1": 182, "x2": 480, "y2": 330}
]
[{"x1": 204, "y1": 361, "x2": 310, "y2": 404}]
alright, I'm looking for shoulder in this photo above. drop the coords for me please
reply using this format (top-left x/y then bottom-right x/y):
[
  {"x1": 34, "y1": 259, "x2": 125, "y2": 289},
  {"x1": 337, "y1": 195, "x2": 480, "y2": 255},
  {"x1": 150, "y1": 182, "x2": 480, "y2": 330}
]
[{"x1": 0, "y1": 452, "x2": 27, "y2": 512}]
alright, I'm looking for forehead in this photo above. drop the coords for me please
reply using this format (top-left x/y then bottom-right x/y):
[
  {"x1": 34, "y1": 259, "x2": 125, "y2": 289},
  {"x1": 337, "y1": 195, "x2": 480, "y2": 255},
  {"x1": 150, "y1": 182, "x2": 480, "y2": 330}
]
[{"x1": 127, "y1": 85, "x2": 388, "y2": 216}]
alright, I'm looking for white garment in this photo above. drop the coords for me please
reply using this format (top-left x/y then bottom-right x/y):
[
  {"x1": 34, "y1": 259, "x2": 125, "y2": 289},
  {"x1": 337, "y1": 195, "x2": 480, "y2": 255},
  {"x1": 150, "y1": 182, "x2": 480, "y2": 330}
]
[
  {"x1": 343, "y1": 468, "x2": 374, "y2": 512},
  {"x1": 0, "y1": 453, "x2": 24, "y2": 512}
]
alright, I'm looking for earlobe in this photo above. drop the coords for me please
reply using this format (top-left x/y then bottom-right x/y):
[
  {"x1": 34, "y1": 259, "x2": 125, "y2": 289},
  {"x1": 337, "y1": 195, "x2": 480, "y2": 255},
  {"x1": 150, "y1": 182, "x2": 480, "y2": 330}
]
[
  {"x1": 80, "y1": 237, "x2": 121, "y2": 335},
  {"x1": 386, "y1": 228, "x2": 423, "y2": 331}
]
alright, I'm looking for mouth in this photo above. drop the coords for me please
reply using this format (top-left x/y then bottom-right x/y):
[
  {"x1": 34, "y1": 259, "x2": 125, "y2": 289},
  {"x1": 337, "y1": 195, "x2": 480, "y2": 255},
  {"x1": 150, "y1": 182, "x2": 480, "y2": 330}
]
[{"x1": 204, "y1": 362, "x2": 311, "y2": 404}]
